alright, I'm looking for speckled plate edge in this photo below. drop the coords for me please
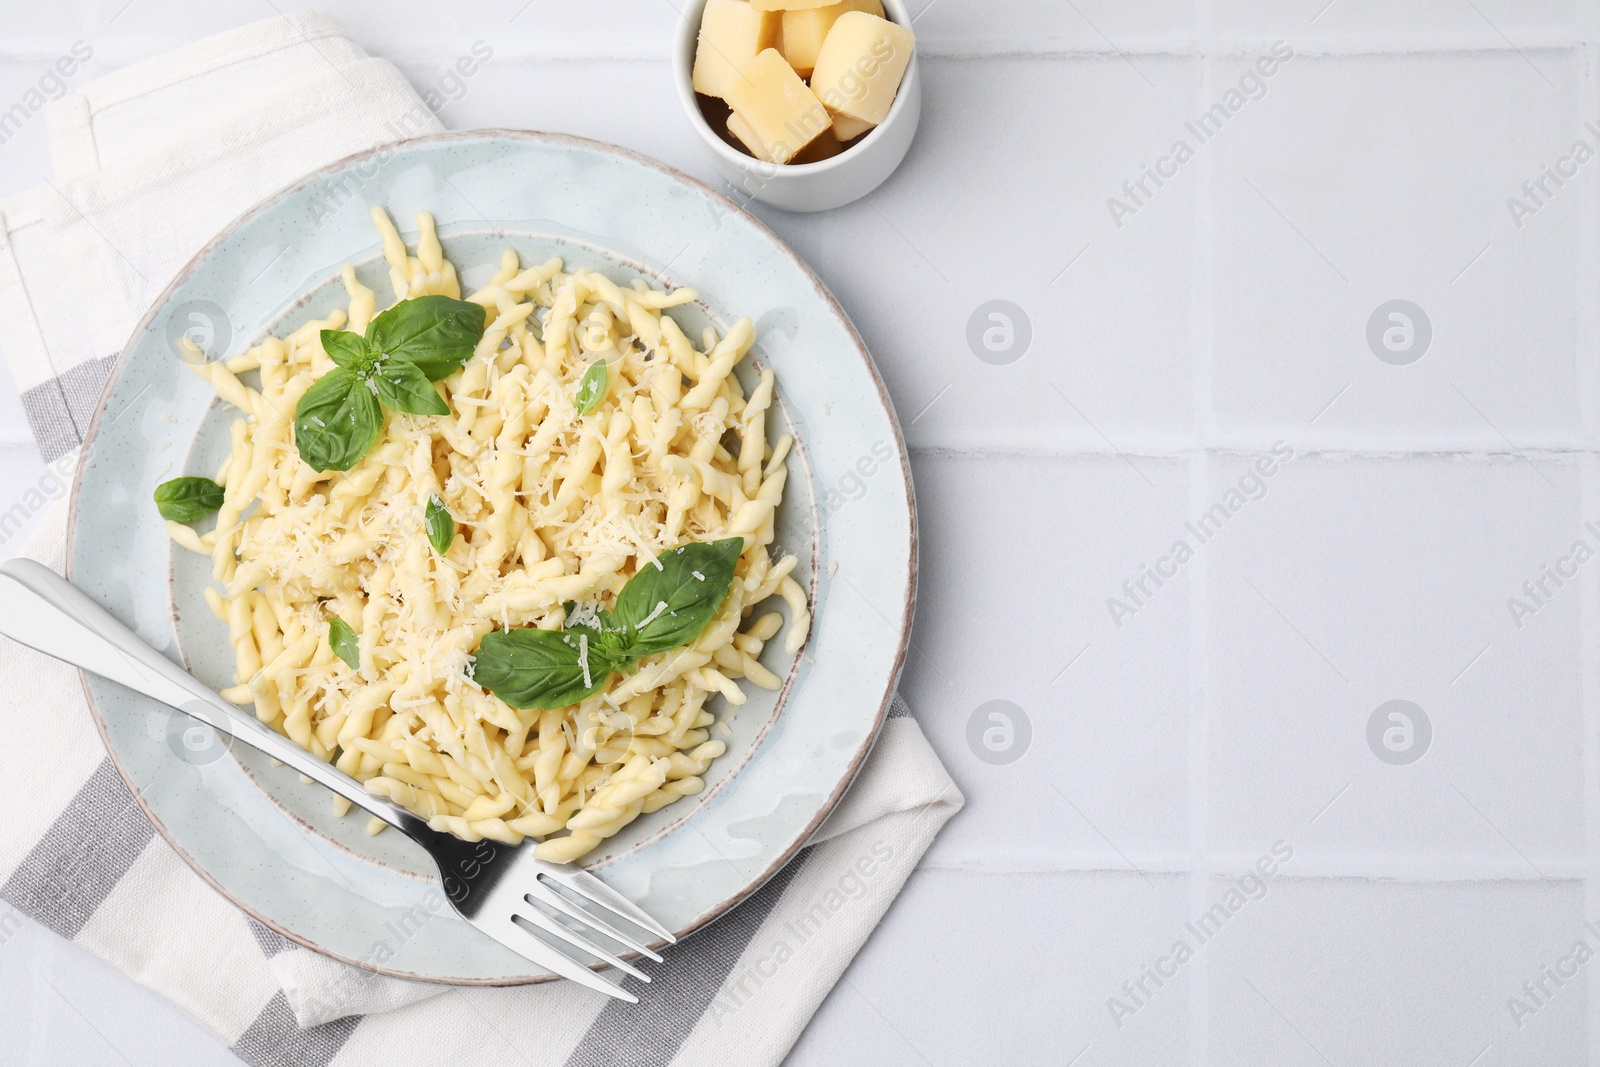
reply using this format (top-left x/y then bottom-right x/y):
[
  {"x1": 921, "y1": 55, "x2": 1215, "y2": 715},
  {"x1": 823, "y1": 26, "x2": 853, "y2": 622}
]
[{"x1": 65, "y1": 130, "x2": 917, "y2": 985}]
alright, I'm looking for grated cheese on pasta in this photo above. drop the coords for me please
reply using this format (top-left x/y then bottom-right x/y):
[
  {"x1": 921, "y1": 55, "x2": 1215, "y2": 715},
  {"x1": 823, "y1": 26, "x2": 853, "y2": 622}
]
[{"x1": 173, "y1": 208, "x2": 811, "y2": 862}]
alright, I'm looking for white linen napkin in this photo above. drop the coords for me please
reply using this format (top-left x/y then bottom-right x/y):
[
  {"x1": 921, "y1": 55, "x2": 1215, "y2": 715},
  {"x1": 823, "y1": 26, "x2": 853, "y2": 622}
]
[
  {"x1": 0, "y1": 10, "x2": 442, "y2": 464},
  {"x1": 0, "y1": 13, "x2": 963, "y2": 1066}
]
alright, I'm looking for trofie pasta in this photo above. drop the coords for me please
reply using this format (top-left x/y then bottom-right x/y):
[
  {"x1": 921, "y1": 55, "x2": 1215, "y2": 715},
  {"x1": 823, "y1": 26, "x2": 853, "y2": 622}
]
[{"x1": 167, "y1": 207, "x2": 810, "y2": 862}]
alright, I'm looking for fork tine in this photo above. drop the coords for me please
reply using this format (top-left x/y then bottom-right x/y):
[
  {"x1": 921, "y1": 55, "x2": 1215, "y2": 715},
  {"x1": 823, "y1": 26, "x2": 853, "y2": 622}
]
[
  {"x1": 541, "y1": 865, "x2": 677, "y2": 943},
  {"x1": 476, "y1": 911, "x2": 638, "y2": 1003},
  {"x1": 526, "y1": 879, "x2": 665, "y2": 963},
  {"x1": 513, "y1": 909, "x2": 653, "y2": 982}
]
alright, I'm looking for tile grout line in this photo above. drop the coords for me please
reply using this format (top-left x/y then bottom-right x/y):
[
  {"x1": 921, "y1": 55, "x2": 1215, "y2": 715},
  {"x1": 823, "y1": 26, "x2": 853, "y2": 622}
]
[
  {"x1": 1571, "y1": 19, "x2": 1600, "y2": 458},
  {"x1": 915, "y1": 858, "x2": 1593, "y2": 879},
  {"x1": 1189, "y1": 4, "x2": 1216, "y2": 1063},
  {"x1": 1582, "y1": 432, "x2": 1600, "y2": 1067},
  {"x1": 908, "y1": 444, "x2": 1600, "y2": 460},
  {"x1": 1581, "y1": 20, "x2": 1600, "y2": 1064},
  {"x1": 917, "y1": 39, "x2": 1600, "y2": 58}
]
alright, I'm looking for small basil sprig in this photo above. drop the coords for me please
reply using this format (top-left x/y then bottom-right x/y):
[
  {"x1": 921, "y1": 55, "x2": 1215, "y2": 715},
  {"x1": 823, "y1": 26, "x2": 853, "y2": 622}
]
[
  {"x1": 574, "y1": 359, "x2": 608, "y2": 416},
  {"x1": 154, "y1": 477, "x2": 225, "y2": 523},
  {"x1": 425, "y1": 495, "x2": 455, "y2": 556},
  {"x1": 294, "y1": 295, "x2": 487, "y2": 472},
  {"x1": 472, "y1": 538, "x2": 743, "y2": 710},
  {"x1": 295, "y1": 368, "x2": 383, "y2": 473},
  {"x1": 328, "y1": 617, "x2": 361, "y2": 670}
]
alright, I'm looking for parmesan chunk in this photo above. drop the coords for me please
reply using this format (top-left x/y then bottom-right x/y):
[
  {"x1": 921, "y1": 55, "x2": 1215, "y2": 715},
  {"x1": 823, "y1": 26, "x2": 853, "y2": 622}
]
[
  {"x1": 830, "y1": 111, "x2": 876, "y2": 142},
  {"x1": 727, "y1": 112, "x2": 775, "y2": 163},
  {"x1": 724, "y1": 49, "x2": 831, "y2": 164},
  {"x1": 778, "y1": 0, "x2": 883, "y2": 78},
  {"x1": 810, "y1": 10, "x2": 915, "y2": 126},
  {"x1": 692, "y1": 0, "x2": 779, "y2": 101}
]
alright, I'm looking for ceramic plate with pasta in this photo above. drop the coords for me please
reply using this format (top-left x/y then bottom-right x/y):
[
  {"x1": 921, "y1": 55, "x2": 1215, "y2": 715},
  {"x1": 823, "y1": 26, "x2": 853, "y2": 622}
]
[{"x1": 67, "y1": 131, "x2": 914, "y2": 984}]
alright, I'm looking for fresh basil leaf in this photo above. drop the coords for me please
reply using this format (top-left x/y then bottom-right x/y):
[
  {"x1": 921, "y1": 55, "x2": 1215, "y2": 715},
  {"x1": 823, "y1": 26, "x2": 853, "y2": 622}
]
[
  {"x1": 472, "y1": 627, "x2": 621, "y2": 710},
  {"x1": 294, "y1": 367, "x2": 384, "y2": 472},
  {"x1": 328, "y1": 616, "x2": 361, "y2": 671},
  {"x1": 560, "y1": 600, "x2": 633, "y2": 660},
  {"x1": 320, "y1": 329, "x2": 372, "y2": 371},
  {"x1": 613, "y1": 538, "x2": 743, "y2": 657},
  {"x1": 478, "y1": 542, "x2": 744, "y2": 704},
  {"x1": 373, "y1": 358, "x2": 449, "y2": 416},
  {"x1": 153, "y1": 477, "x2": 225, "y2": 523},
  {"x1": 561, "y1": 600, "x2": 607, "y2": 636},
  {"x1": 425, "y1": 494, "x2": 455, "y2": 555},
  {"x1": 366, "y1": 295, "x2": 486, "y2": 381},
  {"x1": 574, "y1": 359, "x2": 608, "y2": 416}
]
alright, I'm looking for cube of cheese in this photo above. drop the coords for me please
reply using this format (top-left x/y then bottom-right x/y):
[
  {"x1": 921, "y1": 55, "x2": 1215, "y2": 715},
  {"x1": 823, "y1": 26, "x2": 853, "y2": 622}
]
[
  {"x1": 752, "y1": 0, "x2": 834, "y2": 9},
  {"x1": 810, "y1": 11, "x2": 915, "y2": 126},
  {"x1": 724, "y1": 48, "x2": 831, "y2": 164},
  {"x1": 830, "y1": 111, "x2": 876, "y2": 141},
  {"x1": 730, "y1": 112, "x2": 843, "y2": 164},
  {"x1": 791, "y1": 129, "x2": 844, "y2": 164},
  {"x1": 727, "y1": 112, "x2": 776, "y2": 163},
  {"x1": 692, "y1": 0, "x2": 779, "y2": 101},
  {"x1": 779, "y1": 0, "x2": 884, "y2": 78}
]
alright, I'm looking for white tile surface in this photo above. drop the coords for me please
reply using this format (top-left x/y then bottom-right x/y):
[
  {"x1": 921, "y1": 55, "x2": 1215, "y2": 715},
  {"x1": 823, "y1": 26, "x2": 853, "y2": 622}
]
[
  {"x1": 398, "y1": 56, "x2": 713, "y2": 182},
  {"x1": 909, "y1": 0, "x2": 1199, "y2": 55},
  {"x1": 0, "y1": 54, "x2": 103, "y2": 197},
  {"x1": 1212, "y1": 0, "x2": 1585, "y2": 49},
  {"x1": 1207, "y1": 877, "x2": 1588, "y2": 1066},
  {"x1": 905, "y1": 453, "x2": 1192, "y2": 869},
  {"x1": 759, "y1": 55, "x2": 1203, "y2": 453},
  {"x1": 1207, "y1": 50, "x2": 1588, "y2": 449},
  {"x1": 1204, "y1": 453, "x2": 1586, "y2": 867},
  {"x1": 789, "y1": 869, "x2": 1194, "y2": 1067},
  {"x1": 4, "y1": 2, "x2": 1600, "y2": 1064}
]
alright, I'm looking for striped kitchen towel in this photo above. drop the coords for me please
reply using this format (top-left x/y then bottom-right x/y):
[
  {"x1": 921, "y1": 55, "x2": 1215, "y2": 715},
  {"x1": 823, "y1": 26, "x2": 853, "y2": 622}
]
[{"x1": 0, "y1": 12, "x2": 964, "y2": 1067}]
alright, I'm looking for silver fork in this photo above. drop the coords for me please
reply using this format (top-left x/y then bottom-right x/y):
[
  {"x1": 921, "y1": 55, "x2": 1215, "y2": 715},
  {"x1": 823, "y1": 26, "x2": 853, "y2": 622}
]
[{"x1": 0, "y1": 557, "x2": 671, "y2": 1003}]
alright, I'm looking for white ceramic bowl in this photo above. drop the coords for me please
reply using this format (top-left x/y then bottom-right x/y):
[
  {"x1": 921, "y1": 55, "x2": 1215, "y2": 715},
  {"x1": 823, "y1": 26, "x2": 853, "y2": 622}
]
[{"x1": 673, "y1": 0, "x2": 923, "y2": 212}]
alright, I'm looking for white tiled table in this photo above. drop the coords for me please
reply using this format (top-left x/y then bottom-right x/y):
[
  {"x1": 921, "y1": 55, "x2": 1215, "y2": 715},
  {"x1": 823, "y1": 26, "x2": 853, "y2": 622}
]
[{"x1": 3, "y1": 1, "x2": 1596, "y2": 1063}]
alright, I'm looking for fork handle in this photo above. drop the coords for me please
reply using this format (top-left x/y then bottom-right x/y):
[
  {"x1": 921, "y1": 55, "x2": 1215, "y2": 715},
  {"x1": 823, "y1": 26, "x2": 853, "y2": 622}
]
[{"x1": 0, "y1": 558, "x2": 411, "y2": 830}]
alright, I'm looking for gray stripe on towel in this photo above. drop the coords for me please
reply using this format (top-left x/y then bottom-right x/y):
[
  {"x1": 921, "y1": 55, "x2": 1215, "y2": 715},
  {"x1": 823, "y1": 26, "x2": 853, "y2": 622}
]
[
  {"x1": 0, "y1": 757, "x2": 154, "y2": 939},
  {"x1": 564, "y1": 845, "x2": 816, "y2": 1067},
  {"x1": 248, "y1": 917, "x2": 295, "y2": 958},
  {"x1": 20, "y1": 355, "x2": 115, "y2": 462},
  {"x1": 231, "y1": 991, "x2": 361, "y2": 1067}
]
